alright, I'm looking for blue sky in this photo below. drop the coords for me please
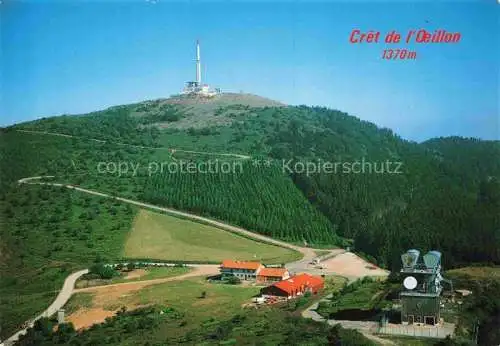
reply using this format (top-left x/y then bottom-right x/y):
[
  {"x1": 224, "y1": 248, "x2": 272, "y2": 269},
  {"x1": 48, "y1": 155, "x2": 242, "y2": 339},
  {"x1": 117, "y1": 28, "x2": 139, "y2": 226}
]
[{"x1": 1, "y1": 0, "x2": 498, "y2": 141}]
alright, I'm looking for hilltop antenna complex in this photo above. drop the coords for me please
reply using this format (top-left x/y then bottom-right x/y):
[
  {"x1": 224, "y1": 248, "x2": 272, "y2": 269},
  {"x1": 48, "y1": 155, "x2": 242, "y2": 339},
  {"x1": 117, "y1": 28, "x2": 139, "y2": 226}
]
[
  {"x1": 399, "y1": 249, "x2": 452, "y2": 326},
  {"x1": 196, "y1": 39, "x2": 201, "y2": 85},
  {"x1": 182, "y1": 40, "x2": 221, "y2": 97}
]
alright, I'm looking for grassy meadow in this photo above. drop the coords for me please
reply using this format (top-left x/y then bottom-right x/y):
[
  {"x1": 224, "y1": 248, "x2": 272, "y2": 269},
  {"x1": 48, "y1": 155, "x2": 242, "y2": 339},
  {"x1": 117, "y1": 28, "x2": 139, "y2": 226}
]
[
  {"x1": 446, "y1": 266, "x2": 500, "y2": 280},
  {"x1": 124, "y1": 209, "x2": 302, "y2": 264}
]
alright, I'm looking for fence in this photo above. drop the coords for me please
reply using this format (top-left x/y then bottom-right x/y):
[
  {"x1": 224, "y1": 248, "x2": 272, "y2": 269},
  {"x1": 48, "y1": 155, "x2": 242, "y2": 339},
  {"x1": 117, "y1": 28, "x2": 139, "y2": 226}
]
[{"x1": 377, "y1": 323, "x2": 454, "y2": 339}]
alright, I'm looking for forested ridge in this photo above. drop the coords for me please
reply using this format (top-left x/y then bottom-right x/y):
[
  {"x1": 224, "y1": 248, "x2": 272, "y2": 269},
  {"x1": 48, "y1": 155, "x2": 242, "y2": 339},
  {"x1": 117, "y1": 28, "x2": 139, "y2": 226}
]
[
  {"x1": 2, "y1": 96, "x2": 499, "y2": 343},
  {"x1": 11, "y1": 104, "x2": 162, "y2": 146},
  {"x1": 6, "y1": 99, "x2": 500, "y2": 270},
  {"x1": 189, "y1": 104, "x2": 500, "y2": 269},
  {"x1": 142, "y1": 161, "x2": 341, "y2": 244}
]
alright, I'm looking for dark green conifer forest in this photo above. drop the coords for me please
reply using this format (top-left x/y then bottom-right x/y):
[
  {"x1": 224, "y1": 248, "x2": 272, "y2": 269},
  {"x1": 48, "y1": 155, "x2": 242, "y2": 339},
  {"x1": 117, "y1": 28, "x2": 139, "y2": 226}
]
[{"x1": 1, "y1": 100, "x2": 499, "y2": 342}]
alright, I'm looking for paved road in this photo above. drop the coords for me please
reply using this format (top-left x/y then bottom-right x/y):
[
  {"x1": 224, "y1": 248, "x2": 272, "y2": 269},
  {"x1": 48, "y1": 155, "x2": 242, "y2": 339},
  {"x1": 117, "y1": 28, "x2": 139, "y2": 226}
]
[
  {"x1": 286, "y1": 249, "x2": 346, "y2": 275},
  {"x1": 3, "y1": 269, "x2": 89, "y2": 346},
  {"x1": 301, "y1": 290, "x2": 396, "y2": 345}
]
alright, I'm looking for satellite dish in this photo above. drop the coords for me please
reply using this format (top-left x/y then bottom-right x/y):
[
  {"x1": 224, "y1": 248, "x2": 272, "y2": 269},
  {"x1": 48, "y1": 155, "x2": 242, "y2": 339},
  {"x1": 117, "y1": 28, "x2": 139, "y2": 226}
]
[
  {"x1": 423, "y1": 251, "x2": 441, "y2": 270},
  {"x1": 401, "y1": 249, "x2": 420, "y2": 268},
  {"x1": 403, "y1": 276, "x2": 418, "y2": 290}
]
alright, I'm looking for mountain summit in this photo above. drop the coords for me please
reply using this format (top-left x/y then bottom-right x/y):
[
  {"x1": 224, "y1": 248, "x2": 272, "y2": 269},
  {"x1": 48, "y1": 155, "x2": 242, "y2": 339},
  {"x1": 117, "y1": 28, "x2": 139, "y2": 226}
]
[{"x1": 165, "y1": 92, "x2": 285, "y2": 108}]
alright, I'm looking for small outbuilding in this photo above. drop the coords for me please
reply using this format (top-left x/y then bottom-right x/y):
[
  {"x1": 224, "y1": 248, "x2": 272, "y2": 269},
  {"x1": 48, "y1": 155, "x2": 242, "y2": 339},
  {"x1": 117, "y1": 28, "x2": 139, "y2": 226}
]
[
  {"x1": 455, "y1": 289, "x2": 472, "y2": 297},
  {"x1": 256, "y1": 268, "x2": 290, "y2": 284}
]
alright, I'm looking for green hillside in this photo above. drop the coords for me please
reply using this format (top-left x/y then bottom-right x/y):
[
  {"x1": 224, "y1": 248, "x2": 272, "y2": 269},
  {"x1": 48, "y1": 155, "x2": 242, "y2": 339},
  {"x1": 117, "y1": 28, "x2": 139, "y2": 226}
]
[
  {"x1": 0, "y1": 126, "x2": 304, "y2": 338},
  {"x1": 0, "y1": 182, "x2": 136, "y2": 339},
  {"x1": 2, "y1": 95, "x2": 499, "y2": 340},
  {"x1": 0, "y1": 129, "x2": 138, "y2": 338},
  {"x1": 8, "y1": 106, "x2": 345, "y2": 246},
  {"x1": 7, "y1": 97, "x2": 500, "y2": 270}
]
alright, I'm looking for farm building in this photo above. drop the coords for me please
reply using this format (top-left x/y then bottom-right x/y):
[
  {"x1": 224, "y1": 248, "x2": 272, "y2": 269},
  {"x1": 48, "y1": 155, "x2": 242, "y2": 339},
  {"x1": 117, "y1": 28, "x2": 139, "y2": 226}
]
[
  {"x1": 220, "y1": 260, "x2": 264, "y2": 281},
  {"x1": 260, "y1": 273, "x2": 324, "y2": 298},
  {"x1": 256, "y1": 268, "x2": 290, "y2": 284}
]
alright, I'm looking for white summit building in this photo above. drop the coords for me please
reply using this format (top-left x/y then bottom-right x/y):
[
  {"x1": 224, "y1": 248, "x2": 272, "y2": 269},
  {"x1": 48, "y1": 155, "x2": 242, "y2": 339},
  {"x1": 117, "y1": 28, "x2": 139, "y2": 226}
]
[{"x1": 182, "y1": 40, "x2": 220, "y2": 97}]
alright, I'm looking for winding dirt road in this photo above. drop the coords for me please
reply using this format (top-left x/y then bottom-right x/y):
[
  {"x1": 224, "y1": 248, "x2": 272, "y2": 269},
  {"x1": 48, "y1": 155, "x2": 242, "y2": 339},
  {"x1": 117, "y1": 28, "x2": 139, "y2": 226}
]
[
  {"x1": 18, "y1": 175, "x2": 324, "y2": 266},
  {"x1": 75, "y1": 265, "x2": 220, "y2": 294},
  {"x1": 16, "y1": 129, "x2": 251, "y2": 159},
  {"x1": 3, "y1": 270, "x2": 89, "y2": 346},
  {"x1": 5, "y1": 175, "x2": 385, "y2": 345}
]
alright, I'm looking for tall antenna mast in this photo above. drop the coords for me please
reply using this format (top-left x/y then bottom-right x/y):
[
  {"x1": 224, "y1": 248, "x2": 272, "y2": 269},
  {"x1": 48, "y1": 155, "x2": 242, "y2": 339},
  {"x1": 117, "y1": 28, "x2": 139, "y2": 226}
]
[
  {"x1": 182, "y1": 39, "x2": 219, "y2": 97},
  {"x1": 196, "y1": 40, "x2": 201, "y2": 85}
]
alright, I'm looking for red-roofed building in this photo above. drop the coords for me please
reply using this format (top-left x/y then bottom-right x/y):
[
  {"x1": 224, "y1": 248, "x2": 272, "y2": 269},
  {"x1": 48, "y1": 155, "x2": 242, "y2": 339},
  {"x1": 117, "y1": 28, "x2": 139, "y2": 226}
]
[
  {"x1": 220, "y1": 260, "x2": 264, "y2": 280},
  {"x1": 256, "y1": 267, "x2": 290, "y2": 284},
  {"x1": 260, "y1": 273, "x2": 324, "y2": 298}
]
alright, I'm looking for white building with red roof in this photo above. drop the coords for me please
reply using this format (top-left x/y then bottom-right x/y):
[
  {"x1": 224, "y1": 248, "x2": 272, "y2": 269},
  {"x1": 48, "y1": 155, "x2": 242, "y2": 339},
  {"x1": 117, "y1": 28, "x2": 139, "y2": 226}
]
[
  {"x1": 256, "y1": 267, "x2": 290, "y2": 284},
  {"x1": 220, "y1": 260, "x2": 264, "y2": 281}
]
